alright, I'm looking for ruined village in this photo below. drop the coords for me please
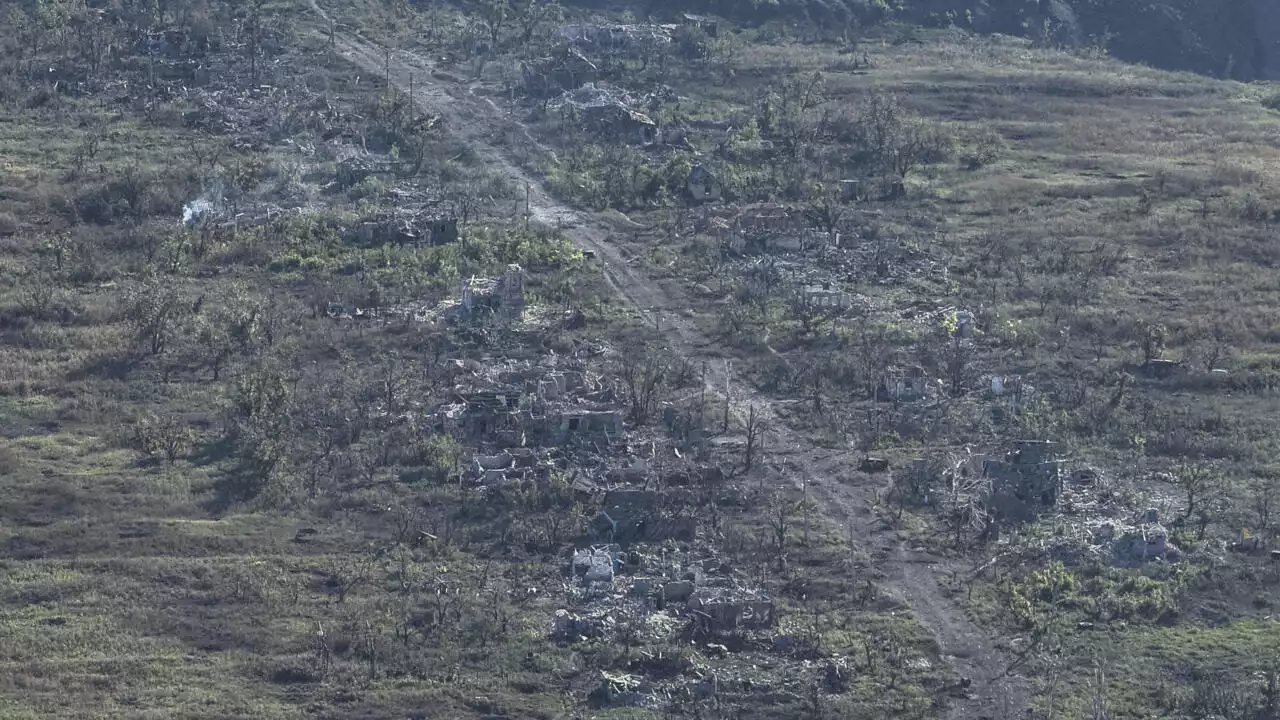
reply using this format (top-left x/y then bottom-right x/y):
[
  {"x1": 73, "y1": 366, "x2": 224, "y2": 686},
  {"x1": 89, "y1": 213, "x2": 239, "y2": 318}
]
[{"x1": 2, "y1": 0, "x2": 1280, "y2": 718}]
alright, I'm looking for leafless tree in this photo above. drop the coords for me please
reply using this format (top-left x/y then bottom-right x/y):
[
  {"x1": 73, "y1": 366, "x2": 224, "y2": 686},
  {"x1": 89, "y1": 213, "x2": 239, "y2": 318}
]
[
  {"x1": 511, "y1": 0, "x2": 561, "y2": 44},
  {"x1": 743, "y1": 404, "x2": 766, "y2": 473},
  {"x1": 1172, "y1": 461, "x2": 1215, "y2": 522},
  {"x1": 618, "y1": 343, "x2": 687, "y2": 425},
  {"x1": 328, "y1": 550, "x2": 378, "y2": 604},
  {"x1": 15, "y1": 273, "x2": 55, "y2": 317},
  {"x1": 768, "y1": 491, "x2": 801, "y2": 570},
  {"x1": 787, "y1": 284, "x2": 837, "y2": 337},
  {"x1": 1250, "y1": 475, "x2": 1280, "y2": 535},
  {"x1": 943, "y1": 335, "x2": 975, "y2": 397},
  {"x1": 939, "y1": 453, "x2": 991, "y2": 548}
]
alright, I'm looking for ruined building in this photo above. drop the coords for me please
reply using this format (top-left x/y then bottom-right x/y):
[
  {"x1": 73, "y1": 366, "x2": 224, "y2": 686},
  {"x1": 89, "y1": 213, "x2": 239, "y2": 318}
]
[
  {"x1": 983, "y1": 440, "x2": 1063, "y2": 521},
  {"x1": 454, "y1": 264, "x2": 526, "y2": 322}
]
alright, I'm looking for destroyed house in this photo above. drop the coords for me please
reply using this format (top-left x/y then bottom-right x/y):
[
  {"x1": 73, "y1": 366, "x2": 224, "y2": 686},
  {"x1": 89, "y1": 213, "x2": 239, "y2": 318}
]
[
  {"x1": 983, "y1": 440, "x2": 1062, "y2": 521},
  {"x1": 595, "y1": 489, "x2": 696, "y2": 543},
  {"x1": 553, "y1": 409, "x2": 623, "y2": 443},
  {"x1": 802, "y1": 282, "x2": 851, "y2": 310},
  {"x1": 472, "y1": 448, "x2": 546, "y2": 486},
  {"x1": 555, "y1": 23, "x2": 671, "y2": 55},
  {"x1": 687, "y1": 589, "x2": 775, "y2": 633},
  {"x1": 456, "y1": 264, "x2": 526, "y2": 319},
  {"x1": 355, "y1": 214, "x2": 458, "y2": 247},
  {"x1": 686, "y1": 164, "x2": 722, "y2": 203},
  {"x1": 520, "y1": 47, "x2": 599, "y2": 98},
  {"x1": 881, "y1": 365, "x2": 928, "y2": 402},
  {"x1": 442, "y1": 391, "x2": 527, "y2": 442},
  {"x1": 681, "y1": 13, "x2": 719, "y2": 37},
  {"x1": 732, "y1": 205, "x2": 804, "y2": 252},
  {"x1": 579, "y1": 104, "x2": 658, "y2": 144}
]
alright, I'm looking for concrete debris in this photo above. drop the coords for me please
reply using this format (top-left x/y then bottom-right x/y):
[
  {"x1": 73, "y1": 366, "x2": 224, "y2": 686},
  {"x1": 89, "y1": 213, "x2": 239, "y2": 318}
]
[
  {"x1": 590, "y1": 670, "x2": 653, "y2": 709},
  {"x1": 687, "y1": 587, "x2": 775, "y2": 633},
  {"x1": 572, "y1": 545, "x2": 625, "y2": 591},
  {"x1": 555, "y1": 23, "x2": 672, "y2": 54},
  {"x1": 549, "y1": 83, "x2": 659, "y2": 144},
  {"x1": 451, "y1": 264, "x2": 527, "y2": 321},
  {"x1": 554, "y1": 609, "x2": 603, "y2": 641}
]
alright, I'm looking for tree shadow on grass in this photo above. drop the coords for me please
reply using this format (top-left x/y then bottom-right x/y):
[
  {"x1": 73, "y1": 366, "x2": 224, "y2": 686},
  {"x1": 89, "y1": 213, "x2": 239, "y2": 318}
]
[{"x1": 66, "y1": 353, "x2": 140, "y2": 382}]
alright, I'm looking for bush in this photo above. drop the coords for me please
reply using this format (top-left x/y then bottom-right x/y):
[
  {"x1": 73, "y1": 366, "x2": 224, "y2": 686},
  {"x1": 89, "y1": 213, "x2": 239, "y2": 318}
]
[
  {"x1": 961, "y1": 128, "x2": 1006, "y2": 170},
  {"x1": 0, "y1": 211, "x2": 16, "y2": 236}
]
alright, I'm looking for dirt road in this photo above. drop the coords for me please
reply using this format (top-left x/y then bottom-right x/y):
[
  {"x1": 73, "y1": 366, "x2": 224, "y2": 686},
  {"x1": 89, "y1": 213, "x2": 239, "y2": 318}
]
[{"x1": 310, "y1": 6, "x2": 1027, "y2": 714}]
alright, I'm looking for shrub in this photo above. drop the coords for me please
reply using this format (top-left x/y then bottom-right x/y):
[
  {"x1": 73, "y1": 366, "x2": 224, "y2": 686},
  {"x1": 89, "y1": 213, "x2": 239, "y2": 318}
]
[{"x1": 0, "y1": 211, "x2": 16, "y2": 236}]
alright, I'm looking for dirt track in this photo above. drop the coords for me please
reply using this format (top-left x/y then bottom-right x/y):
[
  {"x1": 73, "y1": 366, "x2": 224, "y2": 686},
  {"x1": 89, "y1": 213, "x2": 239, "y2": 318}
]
[{"x1": 310, "y1": 5, "x2": 1028, "y2": 714}]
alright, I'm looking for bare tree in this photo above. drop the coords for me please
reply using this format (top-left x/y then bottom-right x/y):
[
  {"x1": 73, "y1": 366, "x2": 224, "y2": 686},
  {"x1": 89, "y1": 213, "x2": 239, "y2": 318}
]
[
  {"x1": 1250, "y1": 474, "x2": 1280, "y2": 535},
  {"x1": 1172, "y1": 461, "x2": 1215, "y2": 522},
  {"x1": 743, "y1": 404, "x2": 766, "y2": 473},
  {"x1": 15, "y1": 273, "x2": 56, "y2": 318},
  {"x1": 939, "y1": 453, "x2": 991, "y2": 548},
  {"x1": 618, "y1": 343, "x2": 686, "y2": 425},
  {"x1": 768, "y1": 492, "x2": 799, "y2": 570},
  {"x1": 942, "y1": 334, "x2": 975, "y2": 398},
  {"x1": 787, "y1": 284, "x2": 837, "y2": 337},
  {"x1": 474, "y1": 0, "x2": 510, "y2": 49},
  {"x1": 511, "y1": 0, "x2": 560, "y2": 44},
  {"x1": 1136, "y1": 319, "x2": 1167, "y2": 363},
  {"x1": 328, "y1": 550, "x2": 378, "y2": 604},
  {"x1": 804, "y1": 181, "x2": 848, "y2": 237}
]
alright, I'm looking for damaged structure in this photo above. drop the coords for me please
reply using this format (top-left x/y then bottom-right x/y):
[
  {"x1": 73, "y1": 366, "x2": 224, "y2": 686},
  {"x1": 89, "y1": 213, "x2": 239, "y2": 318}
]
[
  {"x1": 595, "y1": 489, "x2": 697, "y2": 543},
  {"x1": 982, "y1": 440, "x2": 1063, "y2": 521},
  {"x1": 881, "y1": 365, "x2": 929, "y2": 402},
  {"x1": 687, "y1": 587, "x2": 775, "y2": 634},
  {"x1": 687, "y1": 164, "x2": 722, "y2": 203},
  {"x1": 453, "y1": 264, "x2": 527, "y2": 322},
  {"x1": 551, "y1": 84, "x2": 659, "y2": 145},
  {"x1": 520, "y1": 46, "x2": 600, "y2": 97}
]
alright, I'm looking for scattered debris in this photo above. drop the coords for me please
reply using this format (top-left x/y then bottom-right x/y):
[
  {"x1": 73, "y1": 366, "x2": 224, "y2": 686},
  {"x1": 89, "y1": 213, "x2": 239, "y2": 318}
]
[
  {"x1": 859, "y1": 457, "x2": 890, "y2": 473},
  {"x1": 881, "y1": 365, "x2": 930, "y2": 402}
]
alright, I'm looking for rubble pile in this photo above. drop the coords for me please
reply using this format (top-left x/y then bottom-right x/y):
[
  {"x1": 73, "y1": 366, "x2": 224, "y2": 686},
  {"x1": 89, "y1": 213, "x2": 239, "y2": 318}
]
[
  {"x1": 554, "y1": 23, "x2": 673, "y2": 54},
  {"x1": 696, "y1": 202, "x2": 930, "y2": 284},
  {"x1": 992, "y1": 463, "x2": 1187, "y2": 567},
  {"x1": 428, "y1": 353, "x2": 631, "y2": 455}
]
